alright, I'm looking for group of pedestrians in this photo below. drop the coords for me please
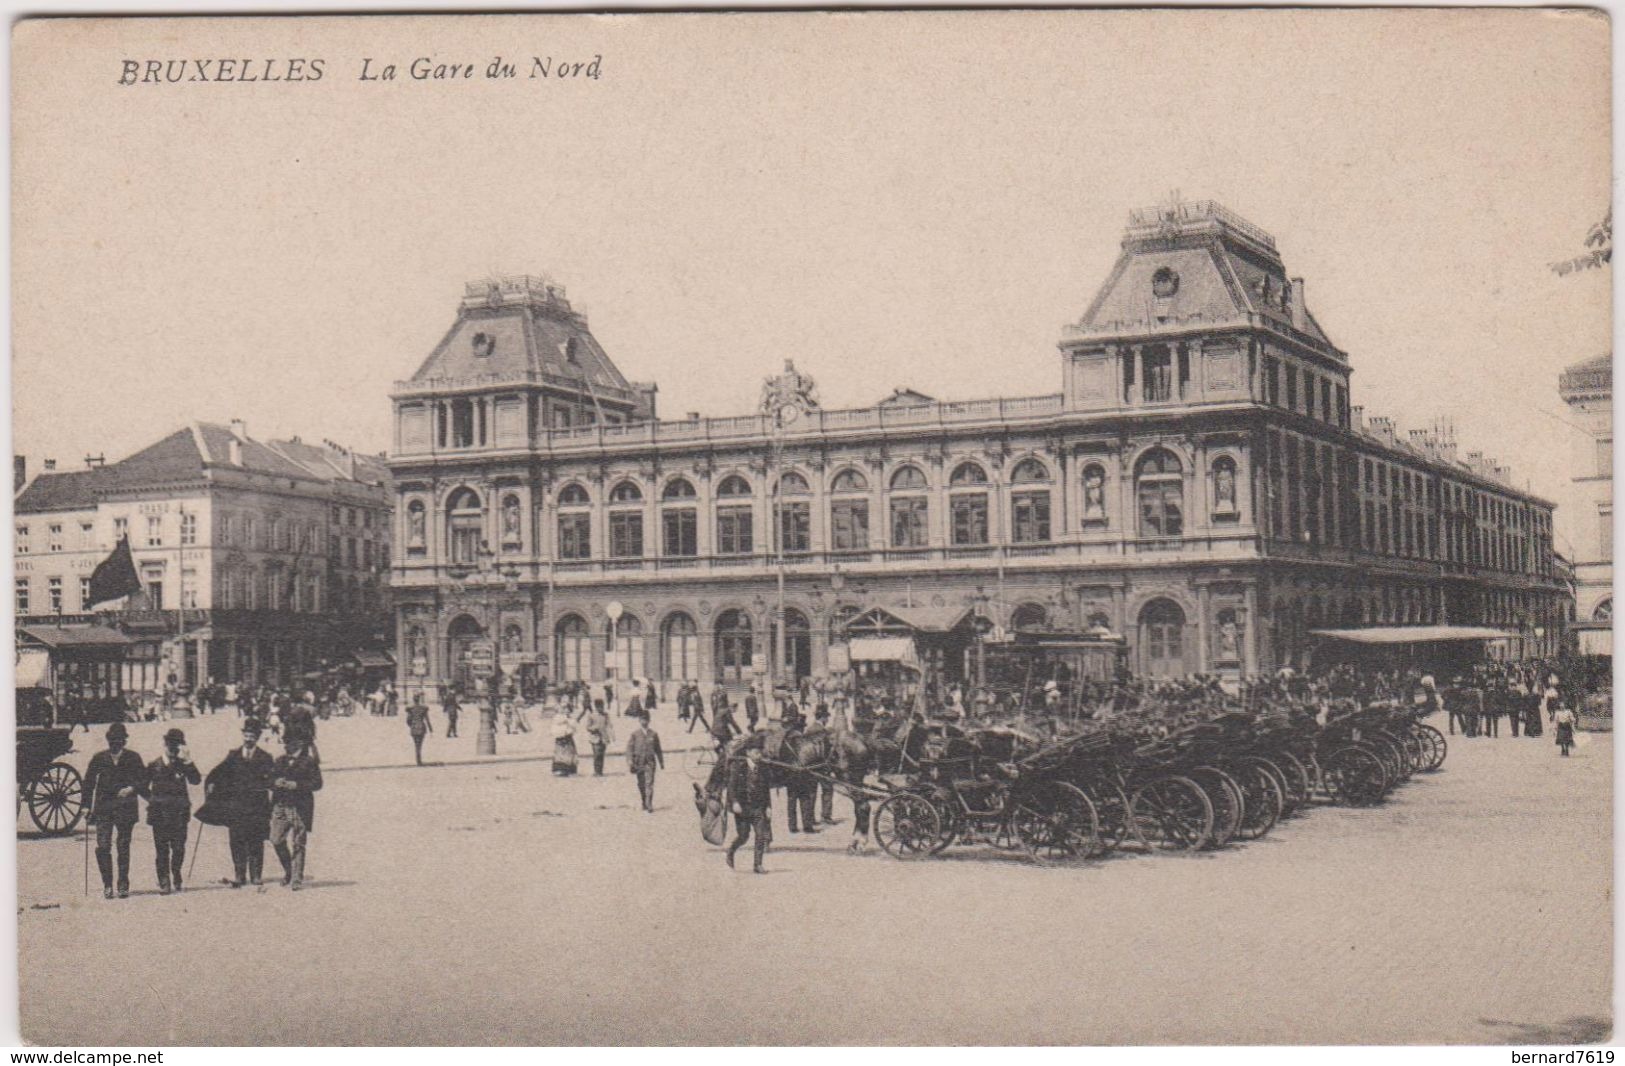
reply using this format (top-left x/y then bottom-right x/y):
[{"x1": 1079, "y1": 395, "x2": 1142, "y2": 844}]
[{"x1": 82, "y1": 715, "x2": 321, "y2": 898}]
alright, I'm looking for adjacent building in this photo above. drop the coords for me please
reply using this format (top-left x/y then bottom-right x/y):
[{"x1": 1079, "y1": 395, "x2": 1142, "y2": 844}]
[
  {"x1": 1560, "y1": 354, "x2": 1612, "y2": 655},
  {"x1": 15, "y1": 422, "x2": 391, "y2": 691},
  {"x1": 389, "y1": 201, "x2": 1566, "y2": 698}
]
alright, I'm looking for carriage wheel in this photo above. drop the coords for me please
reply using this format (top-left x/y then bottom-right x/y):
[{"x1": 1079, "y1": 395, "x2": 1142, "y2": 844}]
[
  {"x1": 874, "y1": 793, "x2": 942, "y2": 860},
  {"x1": 925, "y1": 788, "x2": 960, "y2": 855},
  {"x1": 28, "y1": 762, "x2": 85, "y2": 836},
  {"x1": 1190, "y1": 767, "x2": 1244, "y2": 848},
  {"x1": 1322, "y1": 745, "x2": 1388, "y2": 806},
  {"x1": 1271, "y1": 751, "x2": 1313, "y2": 815},
  {"x1": 1086, "y1": 782, "x2": 1134, "y2": 855},
  {"x1": 683, "y1": 745, "x2": 719, "y2": 782},
  {"x1": 1011, "y1": 781, "x2": 1100, "y2": 866},
  {"x1": 1230, "y1": 760, "x2": 1283, "y2": 841},
  {"x1": 1129, "y1": 775, "x2": 1213, "y2": 851},
  {"x1": 1414, "y1": 724, "x2": 1447, "y2": 771}
]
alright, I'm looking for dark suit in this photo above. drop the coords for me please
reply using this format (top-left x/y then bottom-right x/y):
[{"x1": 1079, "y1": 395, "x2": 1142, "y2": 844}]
[
  {"x1": 146, "y1": 753, "x2": 200, "y2": 890},
  {"x1": 270, "y1": 747, "x2": 322, "y2": 887},
  {"x1": 207, "y1": 746, "x2": 274, "y2": 884},
  {"x1": 86, "y1": 748, "x2": 146, "y2": 892},
  {"x1": 727, "y1": 757, "x2": 773, "y2": 871},
  {"x1": 625, "y1": 727, "x2": 664, "y2": 812}
]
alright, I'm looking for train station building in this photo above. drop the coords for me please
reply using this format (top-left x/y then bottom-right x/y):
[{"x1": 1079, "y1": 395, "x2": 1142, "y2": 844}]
[{"x1": 387, "y1": 200, "x2": 1568, "y2": 697}]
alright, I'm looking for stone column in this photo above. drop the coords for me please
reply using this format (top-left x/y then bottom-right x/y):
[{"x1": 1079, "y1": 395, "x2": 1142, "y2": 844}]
[
  {"x1": 1196, "y1": 584, "x2": 1211, "y2": 674},
  {"x1": 1242, "y1": 585, "x2": 1259, "y2": 675}
]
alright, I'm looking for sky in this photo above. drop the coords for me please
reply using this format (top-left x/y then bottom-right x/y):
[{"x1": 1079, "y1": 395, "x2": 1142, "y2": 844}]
[{"x1": 10, "y1": 10, "x2": 1612, "y2": 551}]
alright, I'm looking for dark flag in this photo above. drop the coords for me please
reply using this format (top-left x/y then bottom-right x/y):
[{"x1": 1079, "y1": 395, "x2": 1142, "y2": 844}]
[{"x1": 86, "y1": 534, "x2": 142, "y2": 609}]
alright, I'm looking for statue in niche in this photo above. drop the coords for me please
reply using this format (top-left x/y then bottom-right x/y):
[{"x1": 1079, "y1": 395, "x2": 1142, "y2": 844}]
[
  {"x1": 502, "y1": 495, "x2": 522, "y2": 540},
  {"x1": 1083, "y1": 467, "x2": 1107, "y2": 520},
  {"x1": 407, "y1": 504, "x2": 426, "y2": 548},
  {"x1": 1214, "y1": 462, "x2": 1237, "y2": 512}
]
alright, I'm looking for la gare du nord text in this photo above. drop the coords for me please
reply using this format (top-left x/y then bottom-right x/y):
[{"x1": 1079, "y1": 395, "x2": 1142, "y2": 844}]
[{"x1": 116, "y1": 55, "x2": 603, "y2": 85}]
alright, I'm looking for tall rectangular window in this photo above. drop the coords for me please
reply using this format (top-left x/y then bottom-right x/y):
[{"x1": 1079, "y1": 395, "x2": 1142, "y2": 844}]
[
  {"x1": 113, "y1": 517, "x2": 128, "y2": 542},
  {"x1": 16, "y1": 525, "x2": 27, "y2": 554},
  {"x1": 831, "y1": 501, "x2": 869, "y2": 551},
  {"x1": 1264, "y1": 356, "x2": 1280, "y2": 405},
  {"x1": 180, "y1": 512, "x2": 197, "y2": 546},
  {"x1": 145, "y1": 516, "x2": 161, "y2": 548},
  {"x1": 950, "y1": 496, "x2": 988, "y2": 546},
  {"x1": 1012, "y1": 491, "x2": 1052, "y2": 543},
  {"x1": 1598, "y1": 438, "x2": 1614, "y2": 479},
  {"x1": 48, "y1": 577, "x2": 62, "y2": 614},
  {"x1": 716, "y1": 507, "x2": 753, "y2": 556},
  {"x1": 890, "y1": 498, "x2": 928, "y2": 548},
  {"x1": 1321, "y1": 380, "x2": 1333, "y2": 423},
  {"x1": 775, "y1": 502, "x2": 810, "y2": 554},
  {"x1": 609, "y1": 512, "x2": 643, "y2": 559},
  {"x1": 662, "y1": 509, "x2": 697, "y2": 557},
  {"x1": 15, "y1": 579, "x2": 28, "y2": 615},
  {"x1": 49, "y1": 524, "x2": 63, "y2": 553},
  {"x1": 558, "y1": 514, "x2": 591, "y2": 560},
  {"x1": 1285, "y1": 366, "x2": 1299, "y2": 412},
  {"x1": 80, "y1": 577, "x2": 92, "y2": 611},
  {"x1": 80, "y1": 522, "x2": 95, "y2": 549}
]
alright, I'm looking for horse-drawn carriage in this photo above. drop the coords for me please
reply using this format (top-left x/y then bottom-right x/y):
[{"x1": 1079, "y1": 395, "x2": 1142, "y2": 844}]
[{"x1": 16, "y1": 725, "x2": 86, "y2": 835}]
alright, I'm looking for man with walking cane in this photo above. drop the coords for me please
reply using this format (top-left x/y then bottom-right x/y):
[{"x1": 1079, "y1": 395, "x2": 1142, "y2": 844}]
[
  {"x1": 146, "y1": 728, "x2": 200, "y2": 894},
  {"x1": 84, "y1": 722, "x2": 145, "y2": 900}
]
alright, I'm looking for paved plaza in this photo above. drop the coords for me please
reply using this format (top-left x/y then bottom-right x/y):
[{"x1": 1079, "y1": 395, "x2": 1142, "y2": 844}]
[{"x1": 17, "y1": 713, "x2": 1613, "y2": 1046}]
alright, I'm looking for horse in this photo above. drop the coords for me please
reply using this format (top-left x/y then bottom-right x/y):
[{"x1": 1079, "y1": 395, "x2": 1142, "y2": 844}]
[{"x1": 691, "y1": 718, "x2": 929, "y2": 853}]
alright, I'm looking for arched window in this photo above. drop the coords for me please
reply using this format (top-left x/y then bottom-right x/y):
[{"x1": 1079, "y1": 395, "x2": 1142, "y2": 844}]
[
  {"x1": 890, "y1": 466, "x2": 928, "y2": 491},
  {"x1": 1211, "y1": 455, "x2": 1239, "y2": 516},
  {"x1": 608, "y1": 482, "x2": 643, "y2": 560},
  {"x1": 557, "y1": 483, "x2": 591, "y2": 561},
  {"x1": 771, "y1": 607, "x2": 813, "y2": 681},
  {"x1": 446, "y1": 487, "x2": 484, "y2": 565},
  {"x1": 1139, "y1": 599, "x2": 1187, "y2": 678},
  {"x1": 950, "y1": 461, "x2": 989, "y2": 546},
  {"x1": 556, "y1": 615, "x2": 590, "y2": 683},
  {"x1": 716, "y1": 476, "x2": 753, "y2": 556},
  {"x1": 1081, "y1": 463, "x2": 1108, "y2": 524},
  {"x1": 662, "y1": 613, "x2": 699, "y2": 681},
  {"x1": 661, "y1": 480, "x2": 698, "y2": 558},
  {"x1": 714, "y1": 609, "x2": 753, "y2": 682},
  {"x1": 777, "y1": 472, "x2": 810, "y2": 495},
  {"x1": 1011, "y1": 459, "x2": 1052, "y2": 544},
  {"x1": 774, "y1": 472, "x2": 811, "y2": 553},
  {"x1": 889, "y1": 466, "x2": 929, "y2": 548},
  {"x1": 1595, "y1": 598, "x2": 1612, "y2": 622},
  {"x1": 1136, "y1": 449, "x2": 1184, "y2": 539},
  {"x1": 1011, "y1": 603, "x2": 1048, "y2": 632},
  {"x1": 831, "y1": 469, "x2": 869, "y2": 494},
  {"x1": 831, "y1": 470, "x2": 870, "y2": 551},
  {"x1": 606, "y1": 614, "x2": 644, "y2": 680}
]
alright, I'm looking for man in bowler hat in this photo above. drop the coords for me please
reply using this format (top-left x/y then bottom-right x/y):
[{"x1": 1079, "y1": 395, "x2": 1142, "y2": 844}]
[
  {"x1": 146, "y1": 727, "x2": 200, "y2": 894},
  {"x1": 270, "y1": 729, "x2": 322, "y2": 890},
  {"x1": 624, "y1": 708, "x2": 664, "y2": 813},
  {"x1": 206, "y1": 718, "x2": 275, "y2": 887},
  {"x1": 85, "y1": 721, "x2": 145, "y2": 899}
]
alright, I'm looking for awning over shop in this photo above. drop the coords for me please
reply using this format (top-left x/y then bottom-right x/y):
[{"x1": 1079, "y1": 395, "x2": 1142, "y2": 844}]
[
  {"x1": 1578, "y1": 628, "x2": 1614, "y2": 656},
  {"x1": 15, "y1": 649, "x2": 50, "y2": 689},
  {"x1": 848, "y1": 637, "x2": 920, "y2": 665},
  {"x1": 1309, "y1": 625, "x2": 1516, "y2": 645},
  {"x1": 353, "y1": 650, "x2": 396, "y2": 669},
  {"x1": 18, "y1": 624, "x2": 132, "y2": 649},
  {"x1": 883, "y1": 605, "x2": 974, "y2": 634}
]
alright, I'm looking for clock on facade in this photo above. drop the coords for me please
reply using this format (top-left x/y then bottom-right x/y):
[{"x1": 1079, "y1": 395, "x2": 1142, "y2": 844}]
[{"x1": 1152, "y1": 267, "x2": 1180, "y2": 298}]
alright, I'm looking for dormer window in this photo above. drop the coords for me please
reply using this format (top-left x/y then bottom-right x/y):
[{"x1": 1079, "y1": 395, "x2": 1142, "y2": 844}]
[
  {"x1": 564, "y1": 337, "x2": 581, "y2": 365},
  {"x1": 1151, "y1": 267, "x2": 1180, "y2": 298},
  {"x1": 471, "y1": 332, "x2": 495, "y2": 358}
]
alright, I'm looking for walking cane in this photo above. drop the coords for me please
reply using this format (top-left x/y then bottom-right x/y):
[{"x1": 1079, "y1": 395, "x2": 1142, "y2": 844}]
[
  {"x1": 187, "y1": 820, "x2": 204, "y2": 881},
  {"x1": 82, "y1": 817, "x2": 89, "y2": 897}
]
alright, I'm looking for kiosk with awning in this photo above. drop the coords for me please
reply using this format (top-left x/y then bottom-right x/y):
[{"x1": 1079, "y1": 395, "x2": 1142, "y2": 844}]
[
  {"x1": 17, "y1": 624, "x2": 133, "y2": 724},
  {"x1": 1308, "y1": 625, "x2": 1517, "y2": 672},
  {"x1": 836, "y1": 604, "x2": 984, "y2": 707}
]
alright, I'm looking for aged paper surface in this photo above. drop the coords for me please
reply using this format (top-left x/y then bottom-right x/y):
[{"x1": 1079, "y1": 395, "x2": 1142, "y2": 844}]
[{"x1": 9, "y1": 10, "x2": 1612, "y2": 1048}]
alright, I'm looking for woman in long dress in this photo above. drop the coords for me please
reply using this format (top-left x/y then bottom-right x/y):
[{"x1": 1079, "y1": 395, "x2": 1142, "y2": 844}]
[{"x1": 551, "y1": 709, "x2": 579, "y2": 776}]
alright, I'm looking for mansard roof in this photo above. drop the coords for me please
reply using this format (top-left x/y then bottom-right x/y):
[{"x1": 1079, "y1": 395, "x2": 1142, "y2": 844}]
[
  {"x1": 1074, "y1": 200, "x2": 1339, "y2": 354},
  {"x1": 406, "y1": 275, "x2": 633, "y2": 398}
]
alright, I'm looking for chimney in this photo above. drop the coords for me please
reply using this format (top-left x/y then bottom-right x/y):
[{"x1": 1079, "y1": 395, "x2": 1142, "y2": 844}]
[
  {"x1": 229, "y1": 419, "x2": 248, "y2": 442},
  {"x1": 1288, "y1": 277, "x2": 1307, "y2": 330},
  {"x1": 228, "y1": 438, "x2": 243, "y2": 466},
  {"x1": 1408, "y1": 429, "x2": 1433, "y2": 456},
  {"x1": 84, "y1": 453, "x2": 105, "y2": 469},
  {"x1": 1350, "y1": 405, "x2": 1365, "y2": 432},
  {"x1": 42, "y1": 459, "x2": 56, "y2": 472}
]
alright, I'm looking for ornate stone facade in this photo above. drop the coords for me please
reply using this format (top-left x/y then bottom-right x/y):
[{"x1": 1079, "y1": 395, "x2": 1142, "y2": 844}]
[{"x1": 389, "y1": 205, "x2": 1567, "y2": 697}]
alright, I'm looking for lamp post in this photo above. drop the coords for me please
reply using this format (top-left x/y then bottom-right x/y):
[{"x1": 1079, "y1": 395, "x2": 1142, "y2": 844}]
[
  {"x1": 450, "y1": 541, "x2": 520, "y2": 756},
  {"x1": 759, "y1": 360, "x2": 818, "y2": 701}
]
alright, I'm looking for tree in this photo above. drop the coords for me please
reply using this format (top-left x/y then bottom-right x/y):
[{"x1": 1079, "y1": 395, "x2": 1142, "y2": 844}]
[{"x1": 1550, "y1": 209, "x2": 1611, "y2": 276}]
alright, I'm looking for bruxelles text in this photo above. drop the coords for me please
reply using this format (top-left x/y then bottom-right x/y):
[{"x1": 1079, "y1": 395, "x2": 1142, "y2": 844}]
[{"x1": 118, "y1": 58, "x2": 326, "y2": 85}]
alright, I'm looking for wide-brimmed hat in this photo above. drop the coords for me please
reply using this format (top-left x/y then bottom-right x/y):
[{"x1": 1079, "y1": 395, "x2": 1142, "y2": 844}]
[
  {"x1": 163, "y1": 728, "x2": 186, "y2": 745},
  {"x1": 105, "y1": 722, "x2": 128, "y2": 742}
]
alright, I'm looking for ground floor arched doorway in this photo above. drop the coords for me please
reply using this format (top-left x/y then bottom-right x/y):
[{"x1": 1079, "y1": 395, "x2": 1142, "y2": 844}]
[
  {"x1": 446, "y1": 614, "x2": 486, "y2": 694},
  {"x1": 1138, "y1": 599, "x2": 1187, "y2": 679}
]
